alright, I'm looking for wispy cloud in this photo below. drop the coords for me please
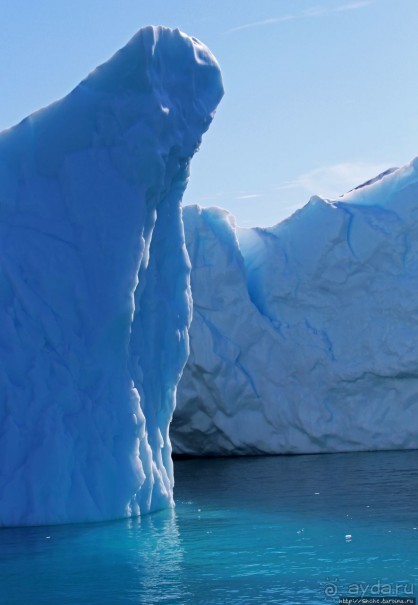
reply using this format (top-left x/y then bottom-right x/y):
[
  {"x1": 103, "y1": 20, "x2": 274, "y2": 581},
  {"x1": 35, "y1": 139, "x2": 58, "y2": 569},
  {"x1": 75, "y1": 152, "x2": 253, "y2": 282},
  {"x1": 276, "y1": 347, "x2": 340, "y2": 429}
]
[
  {"x1": 235, "y1": 193, "x2": 262, "y2": 200},
  {"x1": 226, "y1": 15, "x2": 295, "y2": 34},
  {"x1": 276, "y1": 161, "x2": 394, "y2": 199},
  {"x1": 187, "y1": 191, "x2": 263, "y2": 206},
  {"x1": 334, "y1": 1, "x2": 372, "y2": 11},
  {"x1": 225, "y1": 1, "x2": 372, "y2": 34}
]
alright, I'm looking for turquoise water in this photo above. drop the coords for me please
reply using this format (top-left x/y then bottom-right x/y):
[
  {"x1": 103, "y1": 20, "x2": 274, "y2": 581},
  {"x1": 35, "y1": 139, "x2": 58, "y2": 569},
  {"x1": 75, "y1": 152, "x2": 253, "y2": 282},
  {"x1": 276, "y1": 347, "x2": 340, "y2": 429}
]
[{"x1": 1, "y1": 451, "x2": 418, "y2": 604}]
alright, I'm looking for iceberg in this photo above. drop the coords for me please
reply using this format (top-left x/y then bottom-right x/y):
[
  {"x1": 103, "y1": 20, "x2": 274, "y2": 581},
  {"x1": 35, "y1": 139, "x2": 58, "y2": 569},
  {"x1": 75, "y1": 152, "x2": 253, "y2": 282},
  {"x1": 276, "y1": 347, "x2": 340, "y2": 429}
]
[
  {"x1": 0, "y1": 26, "x2": 223, "y2": 526},
  {"x1": 173, "y1": 161, "x2": 418, "y2": 455}
]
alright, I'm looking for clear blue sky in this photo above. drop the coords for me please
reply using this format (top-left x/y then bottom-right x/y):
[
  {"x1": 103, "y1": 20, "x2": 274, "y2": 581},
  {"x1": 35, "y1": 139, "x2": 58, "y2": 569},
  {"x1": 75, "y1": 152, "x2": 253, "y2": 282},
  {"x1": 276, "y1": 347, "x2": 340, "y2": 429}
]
[{"x1": 1, "y1": 0, "x2": 417, "y2": 226}]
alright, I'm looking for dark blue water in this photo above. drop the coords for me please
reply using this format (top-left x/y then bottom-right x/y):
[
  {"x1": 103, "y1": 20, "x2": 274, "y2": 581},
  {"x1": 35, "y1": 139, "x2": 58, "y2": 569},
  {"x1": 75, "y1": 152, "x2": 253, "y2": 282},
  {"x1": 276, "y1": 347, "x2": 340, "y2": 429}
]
[{"x1": 1, "y1": 451, "x2": 418, "y2": 604}]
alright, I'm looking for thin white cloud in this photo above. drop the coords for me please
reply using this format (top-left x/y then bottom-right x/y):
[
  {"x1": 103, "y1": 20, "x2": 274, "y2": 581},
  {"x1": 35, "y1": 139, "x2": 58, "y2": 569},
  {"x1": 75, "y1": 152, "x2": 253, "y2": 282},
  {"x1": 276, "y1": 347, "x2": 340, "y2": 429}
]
[
  {"x1": 335, "y1": 1, "x2": 372, "y2": 11},
  {"x1": 277, "y1": 161, "x2": 394, "y2": 199},
  {"x1": 235, "y1": 193, "x2": 262, "y2": 200},
  {"x1": 225, "y1": 15, "x2": 295, "y2": 34},
  {"x1": 225, "y1": 1, "x2": 373, "y2": 34}
]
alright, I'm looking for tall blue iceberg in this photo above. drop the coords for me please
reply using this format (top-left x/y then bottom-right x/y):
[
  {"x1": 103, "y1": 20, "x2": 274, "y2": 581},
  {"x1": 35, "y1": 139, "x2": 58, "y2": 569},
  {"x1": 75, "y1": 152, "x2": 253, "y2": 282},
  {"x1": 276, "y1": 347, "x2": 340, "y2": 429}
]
[
  {"x1": 0, "y1": 26, "x2": 223, "y2": 526},
  {"x1": 173, "y1": 161, "x2": 418, "y2": 455}
]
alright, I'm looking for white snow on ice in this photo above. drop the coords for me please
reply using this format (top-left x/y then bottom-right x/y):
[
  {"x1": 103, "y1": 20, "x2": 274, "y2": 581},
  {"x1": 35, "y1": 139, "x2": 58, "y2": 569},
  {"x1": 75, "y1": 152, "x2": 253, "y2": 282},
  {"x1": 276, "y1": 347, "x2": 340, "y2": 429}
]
[{"x1": 174, "y1": 161, "x2": 418, "y2": 455}]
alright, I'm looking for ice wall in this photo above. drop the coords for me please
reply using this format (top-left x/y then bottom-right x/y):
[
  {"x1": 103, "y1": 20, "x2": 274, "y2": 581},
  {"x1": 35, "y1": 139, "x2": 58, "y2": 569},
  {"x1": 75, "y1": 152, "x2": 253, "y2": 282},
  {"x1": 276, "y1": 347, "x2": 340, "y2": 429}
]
[
  {"x1": 0, "y1": 26, "x2": 223, "y2": 526},
  {"x1": 174, "y1": 161, "x2": 418, "y2": 455}
]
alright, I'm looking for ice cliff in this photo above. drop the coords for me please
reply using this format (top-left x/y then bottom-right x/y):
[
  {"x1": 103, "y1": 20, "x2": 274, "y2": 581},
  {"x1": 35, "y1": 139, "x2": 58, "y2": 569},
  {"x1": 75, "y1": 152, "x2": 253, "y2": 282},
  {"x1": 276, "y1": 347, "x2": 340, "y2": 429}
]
[
  {"x1": 173, "y1": 161, "x2": 418, "y2": 455},
  {"x1": 0, "y1": 26, "x2": 223, "y2": 526}
]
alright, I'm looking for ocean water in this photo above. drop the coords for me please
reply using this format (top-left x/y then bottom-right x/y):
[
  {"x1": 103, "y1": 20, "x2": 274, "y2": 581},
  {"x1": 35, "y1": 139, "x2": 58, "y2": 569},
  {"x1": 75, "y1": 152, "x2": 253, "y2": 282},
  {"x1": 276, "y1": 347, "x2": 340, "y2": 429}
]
[{"x1": 1, "y1": 451, "x2": 417, "y2": 605}]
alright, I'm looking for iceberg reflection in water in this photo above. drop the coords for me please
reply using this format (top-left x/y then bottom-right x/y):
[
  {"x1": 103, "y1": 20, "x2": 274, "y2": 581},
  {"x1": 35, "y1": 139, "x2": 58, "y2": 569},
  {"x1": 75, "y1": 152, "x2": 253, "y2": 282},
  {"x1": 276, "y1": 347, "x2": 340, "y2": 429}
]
[{"x1": 1, "y1": 451, "x2": 418, "y2": 604}]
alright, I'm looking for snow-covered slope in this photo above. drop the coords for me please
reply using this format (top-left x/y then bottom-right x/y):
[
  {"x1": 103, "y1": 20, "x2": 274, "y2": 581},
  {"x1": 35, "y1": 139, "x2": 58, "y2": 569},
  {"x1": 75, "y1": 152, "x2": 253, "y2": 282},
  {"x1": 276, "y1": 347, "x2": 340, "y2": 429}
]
[
  {"x1": 0, "y1": 26, "x2": 223, "y2": 526},
  {"x1": 173, "y1": 160, "x2": 418, "y2": 456}
]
